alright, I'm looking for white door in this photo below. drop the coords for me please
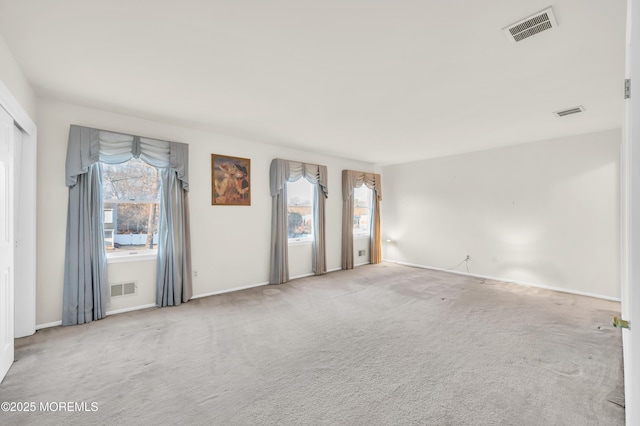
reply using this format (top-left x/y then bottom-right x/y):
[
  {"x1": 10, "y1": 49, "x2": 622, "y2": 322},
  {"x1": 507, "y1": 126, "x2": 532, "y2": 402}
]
[
  {"x1": 0, "y1": 105, "x2": 14, "y2": 382},
  {"x1": 623, "y1": 1, "x2": 640, "y2": 424}
]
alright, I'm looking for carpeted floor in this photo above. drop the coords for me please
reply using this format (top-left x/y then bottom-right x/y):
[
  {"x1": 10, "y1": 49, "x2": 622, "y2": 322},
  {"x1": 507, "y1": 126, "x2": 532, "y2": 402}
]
[{"x1": 0, "y1": 263, "x2": 625, "y2": 425}]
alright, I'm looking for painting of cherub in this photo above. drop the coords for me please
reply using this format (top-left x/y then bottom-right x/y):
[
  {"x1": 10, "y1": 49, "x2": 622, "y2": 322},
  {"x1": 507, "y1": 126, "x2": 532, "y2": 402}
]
[{"x1": 212, "y1": 154, "x2": 251, "y2": 206}]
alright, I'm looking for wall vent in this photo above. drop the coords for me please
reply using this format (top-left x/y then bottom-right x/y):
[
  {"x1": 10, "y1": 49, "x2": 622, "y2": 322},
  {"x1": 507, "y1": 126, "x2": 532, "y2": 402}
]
[
  {"x1": 110, "y1": 281, "x2": 137, "y2": 297},
  {"x1": 554, "y1": 106, "x2": 585, "y2": 117},
  {"x1": 503, "y1": 7, "x2": 558, "y2": 43}
]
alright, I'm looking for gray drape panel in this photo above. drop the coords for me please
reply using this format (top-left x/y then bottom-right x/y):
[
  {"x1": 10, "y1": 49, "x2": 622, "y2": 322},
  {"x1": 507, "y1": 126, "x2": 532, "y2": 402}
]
[
  {"x1": 341, "y1": 170, "x2": 382, "y2": 270},
  {"x1": 270, "y1": 159, "x2": 289, "y2": 284},
  {"x1": 269, "y1": 158, "x2": 328, "y2": 284},
  {"x1": 62, "y1": 162, "x2": 108, "y2": 325},
  {"x1": 156, "y1": 168, "x2": 193, "y2": 306},
  {"x1": 64, "y1": 125, "x2": 192, "y2": 324}
]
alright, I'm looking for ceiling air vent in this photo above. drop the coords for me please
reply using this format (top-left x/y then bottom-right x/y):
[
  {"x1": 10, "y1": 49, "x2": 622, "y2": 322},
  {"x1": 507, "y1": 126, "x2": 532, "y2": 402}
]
[
  {"x1": 554, "y1": 106, "x2": 585, "y2": 117},
  {"x1": 503, "y1": 7, "x2": 558, "y2": 43}
]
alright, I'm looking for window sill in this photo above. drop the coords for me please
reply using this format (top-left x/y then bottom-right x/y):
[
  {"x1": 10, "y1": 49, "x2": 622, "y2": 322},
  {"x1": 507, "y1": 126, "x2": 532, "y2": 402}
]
[
  {"x1": 107, "y1": 251, "x2": 157, "y2": 264},
  {"x1": 353, "y1": 234, "x2": 371, "y2": 240},
  {"x1": 288, "y1": 238, "x2": 313, "y2": 246}
]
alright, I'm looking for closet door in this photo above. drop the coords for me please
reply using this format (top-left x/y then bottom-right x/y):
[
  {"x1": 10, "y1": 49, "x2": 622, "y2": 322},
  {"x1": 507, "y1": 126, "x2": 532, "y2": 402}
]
[{"x1": 0, "y1": 105, "x2": 14, "y2": 383}]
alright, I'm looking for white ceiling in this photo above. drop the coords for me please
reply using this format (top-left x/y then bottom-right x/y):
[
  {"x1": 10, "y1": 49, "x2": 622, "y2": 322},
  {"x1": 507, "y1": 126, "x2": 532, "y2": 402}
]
[{"x1": 0, "y1": 0, "x2": 627, "y2": 165}]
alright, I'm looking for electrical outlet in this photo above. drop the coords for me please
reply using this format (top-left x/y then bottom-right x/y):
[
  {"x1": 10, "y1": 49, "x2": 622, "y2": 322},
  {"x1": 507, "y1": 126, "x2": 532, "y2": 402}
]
[{"x1": 193, "y1": 270, "x2": 198, "y2": 277}]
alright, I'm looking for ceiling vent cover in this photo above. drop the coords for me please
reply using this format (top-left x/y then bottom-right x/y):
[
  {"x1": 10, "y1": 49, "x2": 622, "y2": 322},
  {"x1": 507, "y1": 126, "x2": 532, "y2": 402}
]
[
  {"x1": 503, "y1": 7, "x2": 558, "y2": 43},
  {"x1": 554, "y1": 106, "x2": 585, "y2": 117}
]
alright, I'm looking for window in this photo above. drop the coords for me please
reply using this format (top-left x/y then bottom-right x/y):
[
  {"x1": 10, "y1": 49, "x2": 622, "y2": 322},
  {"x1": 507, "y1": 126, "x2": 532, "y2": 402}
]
[
  {"x1": 287, "y1": 178, "x2": 314, "y2": 242},
  {"x1": 102, "y1": 158, "x2": 161, "y2": 255},
  {"x1": 353, "y1": 185, "x2": 372, "y2": 237}
]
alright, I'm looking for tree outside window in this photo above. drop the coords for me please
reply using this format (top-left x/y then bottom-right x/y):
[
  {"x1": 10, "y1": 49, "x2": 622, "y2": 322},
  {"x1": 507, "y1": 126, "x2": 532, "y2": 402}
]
[
  {"x1": 287, "y1": 179, "x2": 314, "y2": 241},
  {"x1": 102, "y1": 158, "x2": 160, "y2": 252}
]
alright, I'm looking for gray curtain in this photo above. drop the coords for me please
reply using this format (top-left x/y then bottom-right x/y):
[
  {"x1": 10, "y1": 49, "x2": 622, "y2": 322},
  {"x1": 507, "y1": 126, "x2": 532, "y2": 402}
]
[
  {"x1": 64, "y1": 125, "x2": 192, "y2": 325},
  {"x1": 156, "y1": 167, "x2": 193, "y2": 305},
  {"x1": 341, "y1": 170, "x2": 382, "y2": 270},
  {"x1": 270, "y1": 159, "x2": 289, "y2": 284},
  {"x1": 269, "y1": 158, "x2": 328, "y2": 284},
  {"x1": 62, "y1": 161, "x2": 108, "y2": 325}
]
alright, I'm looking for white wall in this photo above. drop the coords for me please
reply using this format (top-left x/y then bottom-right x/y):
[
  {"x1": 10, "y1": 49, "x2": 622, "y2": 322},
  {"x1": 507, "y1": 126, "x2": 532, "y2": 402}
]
[
  {"x1": 107, "y1": 260, "x2": 156, "y2": 312},
  {"x1": 0, "y1": 34, "x2": 37, "y2": 121},
  {"x1": 36, "y1": 99, "x2": 376, "y2": 326},
  {"x1": 354, "y1": 237, "x2": 370, "y2": 266},
  {"x1": 382, "y1": 129, "x2": 621, "y2": 299}
]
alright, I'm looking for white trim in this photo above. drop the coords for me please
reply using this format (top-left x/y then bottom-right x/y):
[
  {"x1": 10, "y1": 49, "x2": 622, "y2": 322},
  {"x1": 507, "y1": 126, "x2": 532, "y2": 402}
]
[
  {"x1": 0, "y1": 78, "x2": 37, "y2": 338},
  {"x1": 35, "y1": 303, "x2": 159, "y2": 329},
  {"x1": 290, "y1": 272, "x2": 314, "y2": 280},
  {"x1": 35, "y1": 321, "x2": 62, "y2": 330},
  {"x1": 106, "y1": 304, "x2": 157, "y2": 316},
  {"x1": 192, "y1": 281, "x2": 270, "y2": 299},
  {"x1": 623, "y1": 3, "x2": 639, "y2": 425},
  {"x1": 290, "y1": 267, "x2": 344, "y2": 280},
  {"x1": 34, "y1": 303, "x2": 158, "y2": 330},
  {"x1": 354, "y1": 261, "x2": 371, "y2": 267},
  {"x1": 107, "y1": 252, "x2": 157, "y2": 264},
  {"x1": 194, "y1": 268, "x2": 345, "y2": 298},
  {"x1": 33, "y1": 269, "x2": 348, "y2": 331},
  {"x1": 385, "y1": 259, "x2": 621, "y2": 302},
  {"x1": 353, "y1": 233, "x2": 371, "y2": 240},
  {"x1": 288, "y1": 238, "x2": 313, "y2": 246},
  {"x1": 0, "y1": 80, "x2": 36, "y2": 135}
]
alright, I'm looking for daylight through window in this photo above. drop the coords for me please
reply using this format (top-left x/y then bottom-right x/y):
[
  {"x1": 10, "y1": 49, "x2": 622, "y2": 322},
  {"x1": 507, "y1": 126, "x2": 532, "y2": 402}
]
[
  {"x1": 287, "y1": 178, "x2": 314, "y2": 242},
  {"x1": 353, "y1": 185, "x2": 372, "y2": 237},
  {"x1": 102, "y1": 158, "x2": 161, "y2": 254}
]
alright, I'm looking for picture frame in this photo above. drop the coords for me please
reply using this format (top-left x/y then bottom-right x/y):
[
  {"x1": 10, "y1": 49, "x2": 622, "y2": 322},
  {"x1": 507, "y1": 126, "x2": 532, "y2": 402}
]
[{"x1": 211, "y1": 154, "x2": 251, "y2": 206}]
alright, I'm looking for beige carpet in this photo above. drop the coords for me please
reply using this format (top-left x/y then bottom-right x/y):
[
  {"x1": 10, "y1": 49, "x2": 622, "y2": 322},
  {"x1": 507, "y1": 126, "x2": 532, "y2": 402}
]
[{"x1": 0, "y1": 263, "x2": 625, "y2": 425}]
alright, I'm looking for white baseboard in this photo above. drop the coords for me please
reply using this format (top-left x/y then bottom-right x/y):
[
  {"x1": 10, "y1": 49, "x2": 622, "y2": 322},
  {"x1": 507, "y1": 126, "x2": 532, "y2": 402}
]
[
  {"x1": 289, "y1": 273, "x2": 314, "y2": 280},
  {"x1": 106, "y1": 304, "x2": 157, "y2": 316},
  {"x1": 192, "y1": 281, "x2": 270, "y2": 299},
  {"x1": 34, "y1": 303, "x2": 159, "y2": 330},
  {"x1": 291, "y1": 267, "x2": 343, "y2": 280},
  {"x1": 34, "y1": 271, "x2": 347, "y2": 331},
  {"x1": 195, "y1": 267, "x2": 346, "y2": 296},
  {"x1": 384, "y1": 259, "x2": 621, "y2": 302},
  {"x1": 35, "y1": 320, "x2": 62, "y2": 330}
]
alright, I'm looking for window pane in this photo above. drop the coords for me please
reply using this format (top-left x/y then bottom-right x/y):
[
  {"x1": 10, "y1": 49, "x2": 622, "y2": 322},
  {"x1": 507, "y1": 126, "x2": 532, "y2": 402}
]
[
  {"x1": 104, "y1": 201, "x2": 160, "y2": 252},
  {"x1": 287, "y1": 179, "x2": 314, "y2": 240},
  {"x1": 353, "y1": 186, "x2": 372, "y2": 236},
  {"x1": 102, "y1": 158, "x2": 160, "y2": 201},
  {"x1": 102, "y1": 159, "x2": 161, "y2": 252}
]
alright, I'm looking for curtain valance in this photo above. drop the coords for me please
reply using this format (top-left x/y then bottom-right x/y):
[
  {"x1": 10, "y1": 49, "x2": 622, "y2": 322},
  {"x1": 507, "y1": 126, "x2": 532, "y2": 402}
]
[
  {"x1": 66, "y1": 125, "x2": 189, "y2": 189},
  {"x1": 270, "y1": 159, "x2": 328, "y2": 199},
  {"x1": 342, "y1": 170, "x2": 382, "y2": 201}
]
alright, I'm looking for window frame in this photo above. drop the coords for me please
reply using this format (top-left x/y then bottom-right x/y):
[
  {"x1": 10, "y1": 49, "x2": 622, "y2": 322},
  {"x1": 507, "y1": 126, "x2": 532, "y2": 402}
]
[
  {"x1": 286, "y1": 178, "x2": 315, "y2": 245},
  {"x1": 102, "y1": 158, "x2": 161, "y2": 261},
  {"x1": 352, "y1": 185, "x2": 373, "y2": 238}
]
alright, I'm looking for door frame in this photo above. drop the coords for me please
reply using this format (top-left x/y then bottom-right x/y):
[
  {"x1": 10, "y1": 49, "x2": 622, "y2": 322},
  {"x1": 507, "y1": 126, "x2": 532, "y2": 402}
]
[
  {"x1": 0, "y1": 79, "x2": 37, "y2": 338},
  {"x1": 622, "y1": 1, "x2": 639, "y2": 425}
]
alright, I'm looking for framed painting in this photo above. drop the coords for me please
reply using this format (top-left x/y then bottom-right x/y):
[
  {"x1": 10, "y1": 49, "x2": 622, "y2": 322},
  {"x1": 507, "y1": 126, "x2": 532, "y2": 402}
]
[{"x1": 211, "y1": 154, "x2": 251, "y2": 206}]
